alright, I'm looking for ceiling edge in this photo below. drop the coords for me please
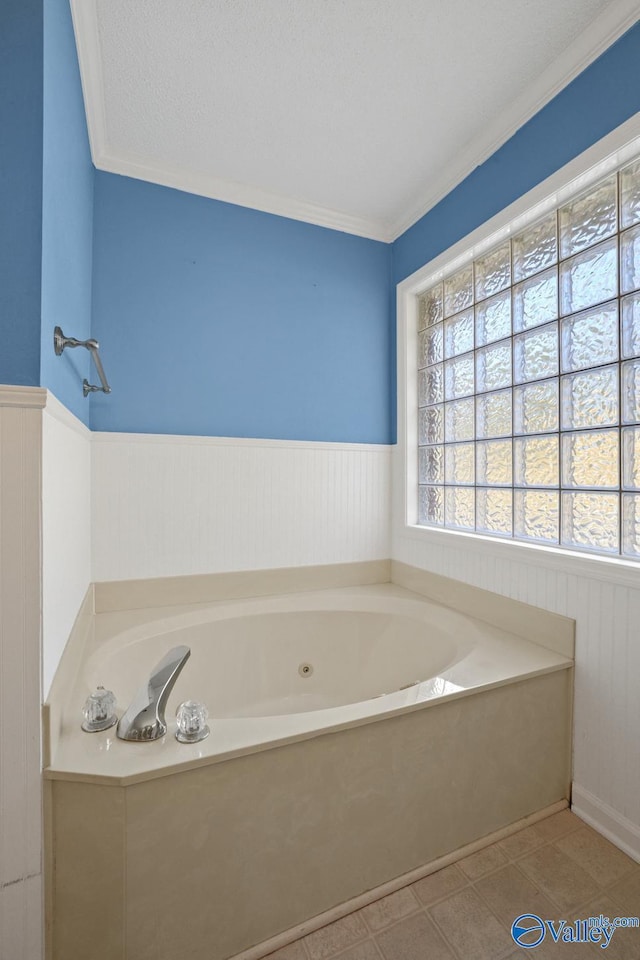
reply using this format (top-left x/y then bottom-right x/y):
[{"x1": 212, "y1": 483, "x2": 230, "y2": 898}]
[
  {"x1": 71, "y1": 0, "x2": 638, "y2": 244},
  {"x1": 93, "y1": 151, "x2": 391, "y2": 241},
  {"x1": 387, "y1": 0, "x2": 640, "y2": 241}
]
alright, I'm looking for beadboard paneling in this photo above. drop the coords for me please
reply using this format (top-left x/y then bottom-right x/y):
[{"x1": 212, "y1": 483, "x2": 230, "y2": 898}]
[
  {"x1": 0, "y1": 404, "x2": 43, "y2": 907},
  {"x1": 392, "y1": 454, "x2": 640, "y2": 858},
  {"x1": 42, "y1": 399, "x2": 91, "y2": 698},
  {"x1": 91, "y1": 434, "x2": 392, "y2": 582}
]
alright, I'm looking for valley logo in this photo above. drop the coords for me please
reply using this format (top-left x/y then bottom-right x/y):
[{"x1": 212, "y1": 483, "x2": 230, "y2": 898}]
[{"x1": 511, "y1": 912, "x2": 640, "y2": 950}]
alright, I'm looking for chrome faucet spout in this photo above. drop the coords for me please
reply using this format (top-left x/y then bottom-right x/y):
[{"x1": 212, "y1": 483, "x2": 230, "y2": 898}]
[{"x1": 116, "y1": 645, "x2": 191, "y2": 742}]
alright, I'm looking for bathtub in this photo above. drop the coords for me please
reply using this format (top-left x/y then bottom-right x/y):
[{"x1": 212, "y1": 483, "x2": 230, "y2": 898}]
[{"x1": 46, "y1": 577, "x2": 574, "y2": 960}]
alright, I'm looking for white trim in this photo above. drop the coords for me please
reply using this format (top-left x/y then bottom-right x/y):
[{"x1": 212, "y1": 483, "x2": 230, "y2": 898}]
[
  {"x1": 71, "y1": 0, "x2": 639, "y2": 241},
  {"x1": 0, "y1": 386, "x2": 47, "y2": 409},
  {"x1": 69, "y1": 0, "x2": 108, "y2": 164},
  {"x1": 398, "y1": 526, "x2": 640, "y2": 591},
  {"x1": 572, "y1": 784, "x2": 640, "y2": 863},
  {"x1": 229, "y1": 800, "x2": 568, "y2": 960},
  {"x1": 91, "y1": 430, "x2": 390, "y2": 452},
  {"x1": 92, "y1": 152, "x2": 388, "y2": 242},
  {"x1": 388, "y1": 0, "x2": 640, "y2": 240},
  {"x1": 396, "y1": 113, "x2": 640, "y2": 587},
  {"x1": 43, "y1": 393, "x2": 91, "y2": 440}
]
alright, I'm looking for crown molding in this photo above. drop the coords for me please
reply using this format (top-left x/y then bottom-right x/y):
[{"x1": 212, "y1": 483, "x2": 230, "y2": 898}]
[
  {"x1": 71, "y1": 0, "x2": 638, "y2": 244},
  {"x1": 92, "y1": 150, "x2": 389, "y2": 242},
  {"x1": 387, "y1": 0, "x2": 640, "y2": 241},
  {"x1": 0, "y1": 386, "x2": 47, "y2": 408}
]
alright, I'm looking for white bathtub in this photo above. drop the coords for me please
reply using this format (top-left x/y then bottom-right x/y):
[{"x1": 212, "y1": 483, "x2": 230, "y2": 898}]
[
  {"x1": 50, "y1": 583, "x2": 571, "y2": 784},
  {"x1": 46, "y1": 576, "x2": 574, "y2": 960}
]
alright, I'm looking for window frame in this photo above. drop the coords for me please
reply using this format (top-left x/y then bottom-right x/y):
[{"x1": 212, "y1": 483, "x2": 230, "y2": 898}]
[{"x1": 396, "y1": 112, "x2": 640, "y2": 585}]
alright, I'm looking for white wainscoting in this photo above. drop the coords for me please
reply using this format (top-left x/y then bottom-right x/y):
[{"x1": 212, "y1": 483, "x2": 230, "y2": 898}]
[
  {"x1": 0, "y1": 389, "x2": 45, "y2": 960},
  {"x1": 392, "y1": 453, "x2": 640, "y2": 860},
  {"x1": 91, "y1": 433, "x2": 392, "y2": 583},
  {"x1": 42, "y1": 397, "x2": 91, "y2": 699}
]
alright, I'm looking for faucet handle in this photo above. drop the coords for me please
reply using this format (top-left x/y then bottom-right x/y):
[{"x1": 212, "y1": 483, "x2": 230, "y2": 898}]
[
  {"x1": 82, "y1": 686, "x2": 117, "y2": 732},
  {"x1": 176, "y1": 700, "x2": 210, "y2": 743}
]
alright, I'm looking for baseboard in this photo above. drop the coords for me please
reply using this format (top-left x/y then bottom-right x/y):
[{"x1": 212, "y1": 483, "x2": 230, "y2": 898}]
[
  {"x1": 572, "y1": 783, "x2": 640, "y2": 864},
  {"x1": 229, "y1": 800, "x2": 568, "y2": 960}
]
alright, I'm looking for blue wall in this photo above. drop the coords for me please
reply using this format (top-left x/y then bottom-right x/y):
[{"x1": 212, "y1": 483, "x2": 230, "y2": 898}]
[
  {"x1": 393, "y1": 20, "x2": 640, "y2": 285},
  {"x1": 0, "y1": 0, "x2": 43, "y2": 386},
  {"x1": 90, "y1": 175, "x2": 392, "y2": 442},
  {"x1": 41, "y1": 0, "x2": 94, "y2": 424}
]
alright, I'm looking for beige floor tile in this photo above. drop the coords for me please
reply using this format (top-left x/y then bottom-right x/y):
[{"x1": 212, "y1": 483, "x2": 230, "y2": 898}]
[
  {"x1": 534, "y1": 810, "x2": 583, "y2": 842},
  {"x1": 474, "y1": 863, "x2": 557, "y2": 929},
  {"x1": 303, "y1": 914, "x2": 369, "y2": 960},
  {"x1": 497, "y1": 823, "x2": 547, "y2": 861},
  {"x1": 555, "y1": 827, "x2": 638, "y2": 889},
  {"x1": 608, "y1": 868, "x2": 640, "y2": 917},
  {"x1": 429, "y1": 887, "x2": 514, "y2": 960},
  {"x1": 410, "y1": 864, "x2": 467, "y2": 906},
  {"x1": 358, "y1": 888, "x2": 420, "y2": 933},
  {"x1": 458, "y1": 844, "x2": 509, "y2": 881},
  {"x1": 375, "y1": 911, "x2": 455, "y2": 960},
  {"x1": 265, "y1": 941, "x2": 308, "y2": 960},
  {"x1": 332, "y1": 940, "x2": 382, "y2": 960},
  {"x1": 518, "y1": 844, "x2": 600, "y2": 912}
]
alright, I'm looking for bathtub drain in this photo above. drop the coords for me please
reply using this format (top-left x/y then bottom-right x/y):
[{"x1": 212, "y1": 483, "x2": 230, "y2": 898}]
[{"x1": 298, "y1": 663, "x2": 314, "y2": 678}]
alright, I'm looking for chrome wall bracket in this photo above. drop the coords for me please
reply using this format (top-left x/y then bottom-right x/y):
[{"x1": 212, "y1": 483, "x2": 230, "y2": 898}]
[{"x1": 54, "y1": 325, "x2": 112, "y2": 397}]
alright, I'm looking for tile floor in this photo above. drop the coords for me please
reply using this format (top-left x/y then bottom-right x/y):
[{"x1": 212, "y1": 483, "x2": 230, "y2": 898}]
[{"x1": 266, "y1": 810, "x2": 640, "y2": 960}]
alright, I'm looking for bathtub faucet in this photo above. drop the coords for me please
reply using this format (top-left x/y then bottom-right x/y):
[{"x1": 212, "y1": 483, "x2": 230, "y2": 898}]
[{"x1": 117, "y1": 645, "x2": 191, "y2": 741}]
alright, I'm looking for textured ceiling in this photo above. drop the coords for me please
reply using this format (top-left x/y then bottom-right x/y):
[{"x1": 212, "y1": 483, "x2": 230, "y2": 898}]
[{"x1": 73, "y1": 0, "x2": 635, "y2": 239}]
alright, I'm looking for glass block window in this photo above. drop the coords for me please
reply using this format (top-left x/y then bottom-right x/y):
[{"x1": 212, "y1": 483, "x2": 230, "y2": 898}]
[{"x1": 416, "y1": 156, "x2": 640, "y2": 559}]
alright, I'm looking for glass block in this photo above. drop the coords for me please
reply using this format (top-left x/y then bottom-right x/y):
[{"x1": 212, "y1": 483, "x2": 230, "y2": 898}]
[
  {"x1": 444, "y1": 353, "x2": 474, "y2": 400},
  {"x1": 514, "y1": 436, "x2": 558, "y2": 487},
  {"x1": 418, "y1": 404, "x2": 444, "y2": 445},
  {"x1": 445, "y1": 486, "x2": 475, "y2": 530},
  {"x1": 621, "y1": 158, "x2": 640, "y2": 229},
  {"x1": 418, "y1": 284, "x2": 443, "y2": 330},
  {"x1": 477, "y1": 488, "x2": 512, "y2": 537},
  {"x1": 560, "y1": 300, "x2": 618, "y2": 373},
  {"x1": 514, "y1": 379, "x2": 558, "y2": 435},
  {"x1": 445, "y1": 443, "x2": 475, "y2": 485},
  {"x1": 623, "y1": 427, "x2": 640, "y2": 491},
  {"x1": 474, "y1": 243, "x2": 511, "y2": 301},
  {"x1": 513, "y1": 266, "x2": 558, "y2": 332},
  {"x1": 419, "y1": 445, "x2": 444, "y2": 484},
  {"x1": 444, "y1": 309, "x2": 474, "y2": 359},
  {"x1": 559, "y1": 175, "x2": 617, "y2": 258},
  {"x1": 560, "y1": 236, "x2": 617, "y2": 314},
  {"x1": 514, "y1": 322, "x2": 558, "y2": 384},
  {"x1": 622, "y1": 292, "x2": 640, "y2": 359},
  {"x1": 418, "y1": 323, "x2": 443, "y2": 368},
  {"x1": 561, "y1": 366, "x2": 618, "y2": 430},
  {"x1": 513, "y1": 214, "x2": 557, "y2": 282},
  {"x1": 444, "y1": 265, "x2": 473, "y2": 318},
  {"x1": 476, "y1": 439, "x2": 512, "y2": 486},
  {"x1": 622, "y1": 359, "x2": 640, "y2": 423},
  {"x1": 514, "y1": 490, "x2": 559, "y2": 543},
  {"x1": 621, "y1": 223, "x2": 640, "y2": 294},
  {"x1": 475, "y1": 290, "x2": 511, "y2": 346},
  {"x1": 418, "y1": 365, "x2": 444, "y2": 406},
  {"x1": 476, "y1": 340, "x2": 512, "y2": 393},
  {"x1": 445, "y1": 398, "x2": 474, "y2": 442},
  {"x1": 562, "y1": 429, "x2": 619, "y2": 489},
  {"x1": 622, "y1": 493, "x2": 640, "y2": 557},
  {"x1": 418, "y1": 485, "x2": 443, "y2": 526},
  {"x1": 561, "y1": 492, "x2": 618, "y2": 554},
  {"x1": 476, "y1": 389, "x2": 512, "y2": 439}
]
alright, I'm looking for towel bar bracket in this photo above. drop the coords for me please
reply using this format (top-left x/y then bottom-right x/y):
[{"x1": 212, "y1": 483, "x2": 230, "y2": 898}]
[{"x1": 53, "y1": 325, "x2": 111, "y2": 397}]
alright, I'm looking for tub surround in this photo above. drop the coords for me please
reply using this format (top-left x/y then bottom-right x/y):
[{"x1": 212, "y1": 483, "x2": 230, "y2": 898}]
[{"x1": 45, "y1": 561, "x2": 574, "y2": 960}]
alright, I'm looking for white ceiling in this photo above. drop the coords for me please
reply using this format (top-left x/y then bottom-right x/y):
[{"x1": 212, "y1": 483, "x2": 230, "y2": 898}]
[{"x1": 71, "y1": 0, "x2": 639, "y2": 241}]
